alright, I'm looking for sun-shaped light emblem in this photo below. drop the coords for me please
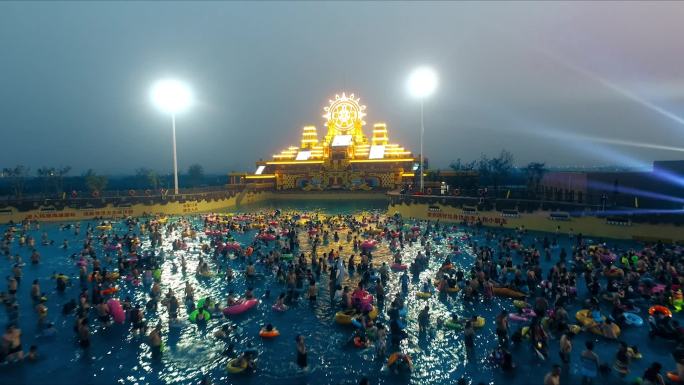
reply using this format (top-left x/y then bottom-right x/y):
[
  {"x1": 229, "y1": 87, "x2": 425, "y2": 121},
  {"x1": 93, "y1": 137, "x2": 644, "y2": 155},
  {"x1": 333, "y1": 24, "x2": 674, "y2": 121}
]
[{"x1": 323, "y1": 92, "x2": 366, "y2": 133}]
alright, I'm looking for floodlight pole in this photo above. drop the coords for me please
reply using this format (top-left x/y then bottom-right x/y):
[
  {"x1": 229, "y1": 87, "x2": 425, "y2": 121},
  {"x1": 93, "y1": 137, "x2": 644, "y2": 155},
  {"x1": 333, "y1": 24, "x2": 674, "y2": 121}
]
[
  {"x1": 172, "y1": 113, "x2": 179, "y2": 195},
  {"x1": 420, "y1": 98, "x2": 424, "y2": 193}
]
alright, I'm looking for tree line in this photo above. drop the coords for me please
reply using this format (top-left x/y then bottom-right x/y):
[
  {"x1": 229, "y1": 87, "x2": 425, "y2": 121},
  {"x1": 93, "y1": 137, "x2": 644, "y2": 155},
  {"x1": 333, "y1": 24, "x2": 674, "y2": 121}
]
[
  {"x1": 449, "y1": 149, "x2": 548, "y2": 197},
  {"x1": 1, "y1": 164, "x2": 209, "y2": 198}
]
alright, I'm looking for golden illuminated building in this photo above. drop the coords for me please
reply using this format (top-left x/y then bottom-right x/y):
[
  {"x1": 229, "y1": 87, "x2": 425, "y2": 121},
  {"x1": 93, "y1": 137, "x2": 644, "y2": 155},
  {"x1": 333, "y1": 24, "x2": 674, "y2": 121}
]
[{"x1": 245, "y1": 93, "x2": 418, "y2": 190}]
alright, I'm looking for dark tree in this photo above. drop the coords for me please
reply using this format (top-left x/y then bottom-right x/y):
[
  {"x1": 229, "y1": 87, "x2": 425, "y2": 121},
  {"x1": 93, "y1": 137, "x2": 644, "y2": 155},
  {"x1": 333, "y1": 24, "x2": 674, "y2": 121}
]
[
  {"x1": 83, "y1": 169, "x2": 108, "y2": 194},
  {"x1": 187, "y1": 164, "x2": 204, "y2": 187},
  {"x1": 3, "y1": 165, "x2": 30, "y2": 198},
  {"x1": 523, "y1": 162, "x2": 547, "y2": 198}
]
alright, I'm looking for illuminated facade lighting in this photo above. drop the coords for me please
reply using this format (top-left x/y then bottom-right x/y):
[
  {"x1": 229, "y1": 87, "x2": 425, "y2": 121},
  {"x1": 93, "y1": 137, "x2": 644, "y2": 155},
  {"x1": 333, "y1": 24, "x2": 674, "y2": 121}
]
[{"x1": 248, "y1": 92, "x2": 418, "y2": 190}]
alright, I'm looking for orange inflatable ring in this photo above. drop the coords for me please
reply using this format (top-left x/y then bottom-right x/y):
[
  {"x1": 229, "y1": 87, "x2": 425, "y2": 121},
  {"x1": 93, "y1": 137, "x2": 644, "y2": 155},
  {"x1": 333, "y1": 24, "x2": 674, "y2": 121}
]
[
  {"x1": 101, "y1": 287, "x2": 119, "y2": 296},
  {"x1": 388, "y1": 352, "x2": 412, "y2": 367},
  {"x1": 259, "y1": 328, "x2": 280, "y2": 338},
  {"x1": 648, "y1": 305, "x2": 672, "y2": 317},
  {"x1": 667, "y1": 372, "x2": 680, "y2": 382},
  {"x1": 353, "y1": 336, "x2": 366, "y2": 348}
]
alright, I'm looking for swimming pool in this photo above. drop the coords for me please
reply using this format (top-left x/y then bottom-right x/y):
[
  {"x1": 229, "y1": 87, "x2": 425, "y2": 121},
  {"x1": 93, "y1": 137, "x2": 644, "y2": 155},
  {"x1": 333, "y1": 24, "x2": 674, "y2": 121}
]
[{"x1": 0, "y1": 201, "x2": 679, "y2": 385}]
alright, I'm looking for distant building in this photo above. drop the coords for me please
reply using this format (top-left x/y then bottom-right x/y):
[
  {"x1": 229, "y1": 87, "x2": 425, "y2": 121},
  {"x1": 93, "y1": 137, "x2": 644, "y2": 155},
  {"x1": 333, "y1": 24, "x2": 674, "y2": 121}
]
[
  {"x1": 230, "y1": 93, "x2": 417, "y2": 191},
  {"x1": 540, "y1": 160, "x2": 684, "y2": 209}
]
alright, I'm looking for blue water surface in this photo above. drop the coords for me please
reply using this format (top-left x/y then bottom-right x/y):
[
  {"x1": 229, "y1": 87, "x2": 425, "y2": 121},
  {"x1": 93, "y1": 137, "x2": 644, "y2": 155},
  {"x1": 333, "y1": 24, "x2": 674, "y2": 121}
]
[{"x1": 0, "y1": 201, "x2": 680, "y2": 385}]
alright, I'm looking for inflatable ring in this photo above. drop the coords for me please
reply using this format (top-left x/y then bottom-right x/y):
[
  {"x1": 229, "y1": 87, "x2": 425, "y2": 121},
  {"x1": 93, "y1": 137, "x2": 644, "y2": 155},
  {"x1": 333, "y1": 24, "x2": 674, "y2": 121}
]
[
  {"x1": 71, "y1": 190, "x2": 78, "y2": 198},
  {"x1": 623, "y1": 312, "x2": 643, "y2": 326},
  {"x1": 492, "y1": 287, "x2": 526, "y2": 299},
  {"x1": 387, "y1": 352, "x2": 412, "y2": 368},
  {"x1": 444, "y1": 319, "x2": 462, "y2": 330},
  {"x1": 223, "y1": 298, "x2": 258, "y2": 316},
  {"x1": 259, "y1": 328, "x2": 280, "y2": 338},
  {"x1": 91, "y1": 190, "x2": 100, "y2": 198},
  {"x1": 648, "y1": 305, "x2": 672, "y2": 317},
  {"x1": 452, "y1": 189, "x2": 460, "y2": 196},
  {"x1": 416, "y1": 291, "x2": 432, "y2": 299},
  {"x1": 667, "y1": 372, "x2": 680, "y2": 382},
  {"x1": 387, "y1": 352, "x2": 400, "y2": 366},
  {"x1": 100, "y1": 287, "x2": 119, "y2": 296},
  {"x1": 353, "y1": 336, "x2": 366, "y2": 348},
  {"x1": 426, "y1": 188, "x2": 432, "y2": 195},
  {"x1": 627, "y1": 347, "x2": 642, "y2": 359},
  {"x1": 390, "y1": 263, "x2": 407, "y2": 271},
  {"x1": 575, "y1": 309, "x2": 621, "y2": 338},
  {"x1": 128, "y1": 189, "x2": 135, "y2": 196},
  {"x1": 513, "y1": 300, "x2": 530, "y2": 309},
  {"x1": 335, "y1": 309, "x2": 357, "y2": 325},
  {"x1": 189, "y1": 309, "x2": 211, "y2": 323},
  {"x1": 226, "y1": 358, "x2": 248, "y2": 374}
]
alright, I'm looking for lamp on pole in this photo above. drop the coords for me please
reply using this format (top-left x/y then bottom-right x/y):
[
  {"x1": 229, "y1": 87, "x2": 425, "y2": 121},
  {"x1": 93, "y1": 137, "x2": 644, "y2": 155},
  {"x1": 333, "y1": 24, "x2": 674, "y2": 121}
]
[
  {"x1": 408, "y1": 66, "x2": 437, "y2": 193},
  {"x1": 151, "y1": 79, "x2": 193, "y2": 195}
]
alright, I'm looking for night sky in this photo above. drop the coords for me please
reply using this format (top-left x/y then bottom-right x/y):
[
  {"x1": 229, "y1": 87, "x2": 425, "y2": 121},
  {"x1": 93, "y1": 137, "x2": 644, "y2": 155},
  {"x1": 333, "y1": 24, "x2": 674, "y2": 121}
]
[{"x1": 1, "y1": 2, "x2": 683, "y2": 174}]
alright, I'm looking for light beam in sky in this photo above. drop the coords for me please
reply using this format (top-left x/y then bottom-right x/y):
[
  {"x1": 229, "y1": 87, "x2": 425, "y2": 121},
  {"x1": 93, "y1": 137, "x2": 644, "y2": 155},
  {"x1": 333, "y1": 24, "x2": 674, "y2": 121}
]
[{"x1": 536, "y1": 47, "x2": 684, "y2": 128}]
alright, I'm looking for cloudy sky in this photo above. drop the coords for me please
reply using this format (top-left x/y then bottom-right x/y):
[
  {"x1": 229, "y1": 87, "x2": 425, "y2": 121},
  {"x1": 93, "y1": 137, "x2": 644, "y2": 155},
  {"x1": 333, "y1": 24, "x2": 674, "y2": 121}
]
[{"x1": 1, "y1": 1, "x2": 683, "y2": 174}]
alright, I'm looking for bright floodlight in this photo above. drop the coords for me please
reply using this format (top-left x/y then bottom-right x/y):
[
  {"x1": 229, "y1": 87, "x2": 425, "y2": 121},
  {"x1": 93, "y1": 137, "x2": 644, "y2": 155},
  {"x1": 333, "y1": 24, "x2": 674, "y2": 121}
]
[
  {"x1": 408, "y1": 66, "x2": 438, "y2": 98},
  {"x1": 151, "y1": 79, "x2": 193, "y2": 114}
]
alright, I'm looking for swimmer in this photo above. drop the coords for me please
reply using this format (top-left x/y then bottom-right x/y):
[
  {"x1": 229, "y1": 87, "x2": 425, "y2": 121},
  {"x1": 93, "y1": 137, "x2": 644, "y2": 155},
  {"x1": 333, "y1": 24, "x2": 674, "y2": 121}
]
[
  {"x1": 295, "y1": 335, "x2": 307, "y2": 369},
  {"x1": 226, "y1": 291, "x2": 237, "y2": 306},
  {"x1": 214, "y1": 324, "x2": 232, "y2": 340},
  {"x1": 130, "y1": 305, "x2": 146, "y2": 335},
  {"x1": 245, "y1": 262, "x2": 256, "y2": 278},
  {"x1": 543, "y1": 364, "x2": 561, "y2": 385},
  {"x1": 35, "y1": 298, "x2": 48, "y2": 325},
  {"x1": 274, "y1": 293, "x2": 288, "y2": 311},
  {"x1": 38, "y1": 322, "x2": 57, "y2": 338},
  {"x1": 77, "y1": 318, "x2": 90, "y2": 349},
  {"x1": 3, "y1": 324, "x2": 24, "y2": 361},
  {"x1": 30, "y1": 279, "x2": 41, "y2": 302},
  {"x1": 147, "y1": 323, "x2": 163, "y2": 358},
  {"x1": 418, "y1": 305, "x2": 430, "y2": 333}
]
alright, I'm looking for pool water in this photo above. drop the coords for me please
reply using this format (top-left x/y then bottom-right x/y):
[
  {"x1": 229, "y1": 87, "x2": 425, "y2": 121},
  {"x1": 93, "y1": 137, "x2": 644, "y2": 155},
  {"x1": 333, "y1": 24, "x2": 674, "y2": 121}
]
[{"x1": 0, "y1": 202, "x2": 680, "y2": 385}]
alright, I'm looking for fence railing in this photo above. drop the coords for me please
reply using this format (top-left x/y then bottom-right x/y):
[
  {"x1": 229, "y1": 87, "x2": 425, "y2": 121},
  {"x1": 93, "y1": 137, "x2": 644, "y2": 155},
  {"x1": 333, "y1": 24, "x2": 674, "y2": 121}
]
[{"x1": 387, "y1": 191, "x2": 684, "y2": 226}]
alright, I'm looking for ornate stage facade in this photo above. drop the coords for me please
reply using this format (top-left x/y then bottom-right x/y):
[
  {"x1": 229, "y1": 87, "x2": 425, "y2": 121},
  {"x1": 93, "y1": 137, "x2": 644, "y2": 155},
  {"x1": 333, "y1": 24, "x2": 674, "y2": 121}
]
[{"x1": 237, "y1": 93, "x2": 417, "y2": 191}]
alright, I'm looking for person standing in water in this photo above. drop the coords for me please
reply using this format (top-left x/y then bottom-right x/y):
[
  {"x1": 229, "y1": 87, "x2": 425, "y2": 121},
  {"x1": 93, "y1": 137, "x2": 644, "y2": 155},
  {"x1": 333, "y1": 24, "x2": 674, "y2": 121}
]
[
  {"x1": 559, "y1": 333, "x2": 572, "y2": 365},
  {"x1": 580, "y1": 341, "x2": 599, "y2": 385},
  {"x1": 148, "y1": 323, "x2": 163, "y2": 358},
  {"x1": 295, "y1": 334, "x2": 307, "y2": 369},
  {"x1": 544, "y1": 364, "x2": 561, "y2": 385}
]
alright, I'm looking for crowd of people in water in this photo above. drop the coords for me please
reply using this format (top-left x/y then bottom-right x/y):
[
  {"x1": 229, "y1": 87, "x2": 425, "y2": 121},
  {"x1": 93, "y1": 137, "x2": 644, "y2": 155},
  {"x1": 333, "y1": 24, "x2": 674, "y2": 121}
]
[{"x1": 1, "y1": 208, "x2": 683, "y2": 385}]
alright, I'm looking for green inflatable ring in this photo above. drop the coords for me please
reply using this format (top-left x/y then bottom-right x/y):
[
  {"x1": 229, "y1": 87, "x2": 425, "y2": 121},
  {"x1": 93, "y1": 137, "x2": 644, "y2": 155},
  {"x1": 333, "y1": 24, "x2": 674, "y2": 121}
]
[{"x1": 189, "y1": 309, "x2": 211, "y2": 323}]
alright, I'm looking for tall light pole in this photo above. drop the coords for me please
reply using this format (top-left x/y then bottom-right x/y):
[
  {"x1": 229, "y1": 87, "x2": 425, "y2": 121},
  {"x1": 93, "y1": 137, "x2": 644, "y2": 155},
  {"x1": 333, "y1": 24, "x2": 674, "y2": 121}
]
[
  {"x1": 408, "y1": 66, "x2": 438, "y2": 193},
  {"x1": 151, "y1": 79, "x2": 193, "y2": 195}
]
